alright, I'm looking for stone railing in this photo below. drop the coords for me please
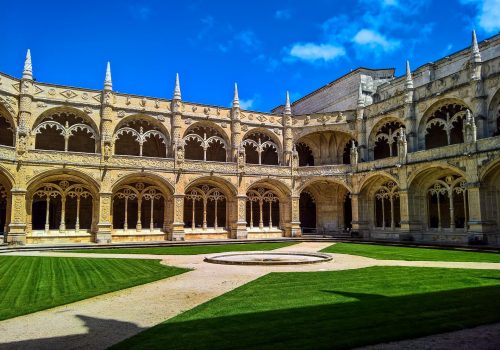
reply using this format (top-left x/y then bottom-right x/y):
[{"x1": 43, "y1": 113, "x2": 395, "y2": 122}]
[
  {"x1": 182, "y1": 159, "x2": 237, "y2": 174},
  {"x1": 110, "y1": 155, "x2": 175, "y2": 169},
  {"x1": 245, "y1": 164, "x2": 291, "y2": 176},
  {"x1": 26, "y1": 149, "x2": 101, "y2": 165},
  {"x1": 0, "y1": 145, "x2": 16, "y2": 161},
  {"x1": 357, "y1": 157, "x2": 399, "y2": 171},
  {"x1": 297, "y1": 164, "x2": 352, "y2": 176}
]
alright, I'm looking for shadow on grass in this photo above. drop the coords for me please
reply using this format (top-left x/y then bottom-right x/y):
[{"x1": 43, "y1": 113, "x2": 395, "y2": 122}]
[
  {"x1": 0, "y1": 315, "x2": 146, "y2": 350},
  {"x1": 112, "y1": 284, "x2": 500, "y2": 350}
]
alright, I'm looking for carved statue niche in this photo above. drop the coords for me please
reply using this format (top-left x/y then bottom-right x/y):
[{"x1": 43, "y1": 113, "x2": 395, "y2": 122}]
[
  {"x1": 16, "y1": 135, "x2": 28, "y2": 156},
  {"x1": 291, "y1": 144, "x2": 299, "y2": 170},
  {"x1": 462, "y1": 109, "x2": 477, "y2": 143},
  {"x1": 397, "y1": 127, "x2": 407, "y2": 163},
  {"x1": 349, "y1": 140, "x2": 358, "y2": 166},
  {"x1": 174, "y1": 138, "x2": 185, "y2": 165},
  {"x1": 103, "y1": 142, "x2": 112, "y2": 160},
  {"x1": 237, "y1": 145, "x2": 246, "y2": 171}
]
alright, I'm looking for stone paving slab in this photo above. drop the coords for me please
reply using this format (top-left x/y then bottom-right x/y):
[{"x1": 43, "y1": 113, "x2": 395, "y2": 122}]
[{"x1": 1, "y1": 242, "x2": 500, "y2": 349}]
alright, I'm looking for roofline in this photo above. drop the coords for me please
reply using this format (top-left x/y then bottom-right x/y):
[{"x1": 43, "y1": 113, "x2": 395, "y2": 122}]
[{"x1": 271, "y1": 67, "x2": 395, "y2": 112}]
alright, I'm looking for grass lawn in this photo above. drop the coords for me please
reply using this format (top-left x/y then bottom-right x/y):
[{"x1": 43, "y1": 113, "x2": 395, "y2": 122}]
[
  {"x1": 322, "y1": 242, "x2": 500, "y2": 262},
  {"x1": 113, "y1": 266, "x2": 500, "y2": 350},
  {"x1": 0, "y1": 256, "x2": 188, "y2": 320},
  {"x1": 63, "y1": 242, "x2": 295, "y2": 255}
]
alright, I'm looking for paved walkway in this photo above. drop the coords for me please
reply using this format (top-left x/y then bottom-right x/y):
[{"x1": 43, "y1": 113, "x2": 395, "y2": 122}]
[{"x1": 1, "y1": 242, "x2": 500, "y2": 349}]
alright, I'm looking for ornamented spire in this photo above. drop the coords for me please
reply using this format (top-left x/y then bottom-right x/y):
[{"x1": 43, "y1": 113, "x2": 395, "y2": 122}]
[
  {"x1": 471, "y1": 30, "x2": 481, "y2": 63},
  {"x1": 232, "y1": 82, "x2": 240, "y2": 108},
  {"x1": 22, "y1": 49, "x2": 33, "y2": 80},
  {"x1": 357, "y1": 81, "x2": 364, "y2": 108},
  {"x1": 284, "y1": 91, "x2": 291, "y2": 115},
  {"x1": 405, "y1": 60, "x2": 413, "y2": 89},
  {"x1": 173, "y1": 73, "x2": 181, "y2": 100},
  {"x1": 104, "y1": 62, "x2": 112, "y2": 90}
]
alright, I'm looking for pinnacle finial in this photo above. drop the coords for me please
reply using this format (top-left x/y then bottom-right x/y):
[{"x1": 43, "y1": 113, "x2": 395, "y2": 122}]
[
  {"x1": 405, "y1": 60, "x2": 413, "y2": 89},
  {"x1": 232, "y1": 82, "x2": 240, "y2": 108},
  {"x1": 22, "y1": 49, "x2": 33, "y2": 80},
  {"x1": 284, "y1": 91, "x2": 291, "y2": 115},
  {"x1": 173, "y1": 73, "x2": 181, "y2": 100},
  {"x1": 471, "y1": 30, "x2": 481, "y2": 63},
  {"x1": 357, "y1": 81, "x2": 364, "y2": 108},
  {"x1": 104, "y1": 62, "x2": 112, "y2": 90}
]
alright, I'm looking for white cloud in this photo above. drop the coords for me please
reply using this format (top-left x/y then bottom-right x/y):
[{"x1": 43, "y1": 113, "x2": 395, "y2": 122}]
[
  {"x1": 352, "y1": 29, "x2": 401, "y2": 52},
  {"x1": 382, "y1": 0, "x2": 398, "y2": 6},
  {"x1": 460, "y1": 0, "x2": 500, "y2": 33},
  {"x1": 289, "y1": 43, "x2": 346, "y2": 63},
  {"x1": 275, "y1": 9, "x2": 292, "y2": 20},
  {"x1": 239, "y1": 98, "x2": 255, "y2": 109},
  {"x1": 234, "y1": 30, "x2": 261, "y2": 51}
]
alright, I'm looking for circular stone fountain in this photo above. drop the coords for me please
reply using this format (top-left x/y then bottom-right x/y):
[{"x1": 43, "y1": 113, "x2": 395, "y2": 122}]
[{"x1": 204, "y1": 251, "x2": 332, "y2": 266}]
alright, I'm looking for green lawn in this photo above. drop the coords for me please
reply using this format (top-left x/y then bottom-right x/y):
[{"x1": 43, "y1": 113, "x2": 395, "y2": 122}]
[
  {"x1": 322, "y1": 242, "x2": 500, "y2": 262},
  {"x1": 0, "y1": 256, "x2": 188, "y2": 320},
  {"x1": 113, "y1": 266, "x2": 500, "y2": 350},
  {"x1": 63, "y1": 242, "x2": 295, "y2": 255}
]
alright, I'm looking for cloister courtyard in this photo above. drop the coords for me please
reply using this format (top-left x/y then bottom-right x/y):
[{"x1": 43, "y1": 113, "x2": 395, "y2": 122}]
[{"x1": 1, "y1": 240, "x2": 500, "y2": 349}]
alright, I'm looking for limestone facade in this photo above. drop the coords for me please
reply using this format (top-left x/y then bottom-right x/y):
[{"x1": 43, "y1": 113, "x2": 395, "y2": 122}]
[{"x1": 0, "y1": 32, "x2": 499, "y2": 245}]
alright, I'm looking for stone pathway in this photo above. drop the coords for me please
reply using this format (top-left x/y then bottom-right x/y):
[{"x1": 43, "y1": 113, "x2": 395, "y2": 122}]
[
  {"x1": 0, "y1": 242, "x2": 499, "y2": 349},
  {"x1": 356, "y1": 322, "x2": 500, "y2": 350}
]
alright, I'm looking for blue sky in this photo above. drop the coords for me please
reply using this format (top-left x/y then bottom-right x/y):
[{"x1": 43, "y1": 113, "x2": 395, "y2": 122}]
[{"x1": 1, "y1": 0, "x2": 499, "y2": 111}]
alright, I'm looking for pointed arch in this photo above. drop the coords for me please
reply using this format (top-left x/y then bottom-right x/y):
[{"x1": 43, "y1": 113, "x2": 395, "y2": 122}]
[
  {"x1": 488, "y1": 88, "x2": 500, "y2": 136},
  {"x1": 0, "y1": 104, "x2": 15, "y2": 147},
  {"x1": 241, "y1": 128, "x2": 281, "y2": 165},
  {"x1": 33, "y1": 107, "x2": 99, "y2": 153},
  {"x1": 183, "y1": 122, "x2": 228, "y2": 162},
  {"x1": 296, "y1": 130, "x2": 353, "y2": 165},
  {"x1": 418, "y1": 99, "x2": 470, "y2": 150},
  {"x1": 298, "y1": 179, "x2": 351, "y2": 234},
  {"x1": 26, "y1": 170, "x2": 100, "y2": 236},
  {"x1": 113, "y1": 115, "x2": 170, "y2": 158},
  {"x1": 368, "y1": 118, "x2": 405, "y2": 160}
]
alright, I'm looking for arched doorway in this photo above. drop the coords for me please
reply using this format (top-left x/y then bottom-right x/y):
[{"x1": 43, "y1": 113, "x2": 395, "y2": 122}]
[
  {"x1": 299, "y1": 191, "x2": 316, "y2": 233},
  {"x1": 300, "y1": 181, "x2": 351, "y2": 235}
]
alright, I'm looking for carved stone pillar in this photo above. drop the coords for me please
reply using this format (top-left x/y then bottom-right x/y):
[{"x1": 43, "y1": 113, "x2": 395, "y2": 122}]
[
  {"x1": 467, "y1": 184, "x2": 494, "y2": 241},
  {"x1": 471, "y1": 81, "x2": 487, "y2": 138},
  {"x1": 284, "y1": 195, "x2": 301, "y2": 237},
  {"x1": 232, "y1": 195, "x2": 248, "y2": 239},
  {"x1": 283, "y1": 124, "x2": 293, "y2": 166},
  {"x1": 350, "y1": 193, "x2": 368, "y2": 237},
  {"x1": 231, "y1": 108, "x2": 242, "y2": 162},
  {"x1": 171, "y1": 104, "x2": 183, "y2": 147},
  {"x1": 6, "y1": 189, "x2": 27, "y2": 245},
  {"x1": 355, "y1": 114, "x2": 367, "y2": 161},
  {"x1": 169, "y1": 193, "x2": 185, "y2": 240},
  {"x1": 100, "y1": 93, "x2": 113, "y2": 160},
  {"x1": 95, "y1": 192, "x2": 112, "y2": 243}
]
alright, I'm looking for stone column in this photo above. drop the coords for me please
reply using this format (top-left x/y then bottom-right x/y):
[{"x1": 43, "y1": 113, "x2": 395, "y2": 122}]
[
  {"x1": 350, "y1": 193, "x2": 368, "y2": 237},
  {"x1": 232, "y1": 195, "x2": 248, "y2": 239},
  {"x1": 171, "y1": 105, "x2": 182, "y2": 147},
  {"x1": 231, "y1": 104, "x2": 242, "y2": 161},
  {"x1": 466, "y1": 184, "x2": 494, "y2": 240},
  {"x1": 398, "y1": 188, "x2": 414, "y2": 240},
  {"x1": 95, "y1": 192, "x2": 112, "y2": 243},
  {"x1": 6, "y1": 189, "x2": 27, "y2": 245},
  {"x1": 284, "y1": 195, "x2": 301, "y2": 237},
  {"x1": 169, "y1": 193, "x2": 185, "y2": 240},
  {"x1": 355, "y1": 116, "x2": 367, "y2": 161}
]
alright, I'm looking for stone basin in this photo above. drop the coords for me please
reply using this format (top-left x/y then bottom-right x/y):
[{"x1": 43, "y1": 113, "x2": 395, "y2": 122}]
[{"x1": 204, "y1": 251, "x2": 333, "y2": 266}]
